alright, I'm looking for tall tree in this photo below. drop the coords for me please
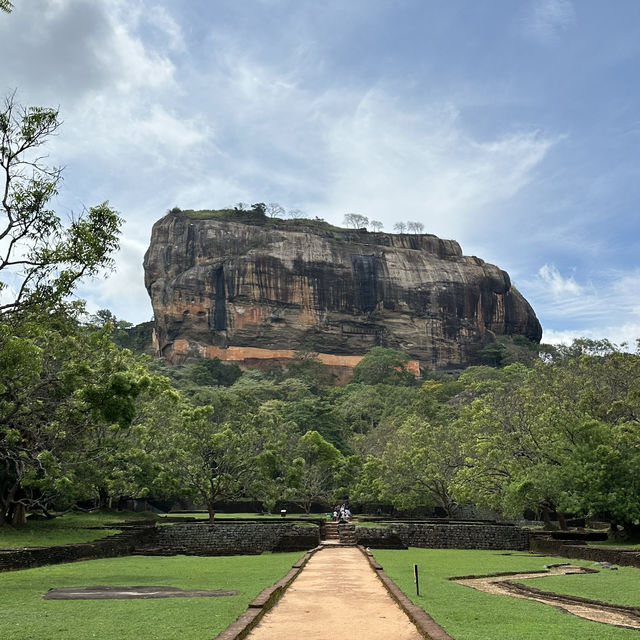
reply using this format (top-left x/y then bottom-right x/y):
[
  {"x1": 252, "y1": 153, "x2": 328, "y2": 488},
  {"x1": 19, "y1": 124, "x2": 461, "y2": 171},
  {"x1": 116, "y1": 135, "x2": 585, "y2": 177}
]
[
  {"x1": 1, "y1": 93, "x2": 121, "y2": 314},
  {"x1": 152, "y1": 403, "x2": 258, "y2": 523},
  {"x1": 285, "y1": 430, "x2": 344, "y2": 513},
  {"x1": 0, "y1": 305, "x2": 151, "y2": 524}
]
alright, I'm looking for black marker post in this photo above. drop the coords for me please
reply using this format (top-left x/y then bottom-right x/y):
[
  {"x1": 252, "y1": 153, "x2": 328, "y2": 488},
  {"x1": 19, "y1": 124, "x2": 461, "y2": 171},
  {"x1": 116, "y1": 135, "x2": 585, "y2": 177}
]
[{"x1": 413, "y1": 563, "x2": 420, "y2": 596}]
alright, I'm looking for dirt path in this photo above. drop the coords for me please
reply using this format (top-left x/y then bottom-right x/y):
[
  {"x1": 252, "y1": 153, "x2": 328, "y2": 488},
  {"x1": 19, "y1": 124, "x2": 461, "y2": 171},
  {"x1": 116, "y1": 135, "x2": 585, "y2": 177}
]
[
  {"x1": 456, "y1": 566, "x2": 640, "y2": 630},
  {"x1": 245, "y1": 547, "x2": 423, "y2": 640}
]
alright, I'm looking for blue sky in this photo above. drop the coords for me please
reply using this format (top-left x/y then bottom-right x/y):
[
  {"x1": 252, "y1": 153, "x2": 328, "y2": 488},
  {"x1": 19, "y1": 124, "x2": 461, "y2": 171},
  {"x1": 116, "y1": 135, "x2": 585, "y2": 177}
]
[{"x1": 1, "y1": 0, "x2": 639, "y2": 345}]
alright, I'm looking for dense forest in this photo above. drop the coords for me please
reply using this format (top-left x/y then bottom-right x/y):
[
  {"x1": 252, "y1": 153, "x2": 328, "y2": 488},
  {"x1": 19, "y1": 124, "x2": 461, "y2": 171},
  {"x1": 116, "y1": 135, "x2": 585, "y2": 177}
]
[{"x1": 2, "y1": 302, "x2": 639, "y2": 537}]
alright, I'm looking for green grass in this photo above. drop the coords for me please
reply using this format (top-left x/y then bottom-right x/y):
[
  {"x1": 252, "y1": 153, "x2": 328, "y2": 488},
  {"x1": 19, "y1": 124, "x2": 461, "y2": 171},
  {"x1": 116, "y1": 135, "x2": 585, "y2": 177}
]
[
  {"x1": 160, "y1": 512, "x2": 274, "y2": 519},
  {"x1": 159, "y1": 512, "x2": 211, "y2": 520},
  {"x1": 0, "y1": 552, "x2": 300, "y2": 640},
  {"x1": 0, "y1": 511, "x2": 155, "y2": 549},
  {"x1": 518, "y1": 566, "x2": 640, "y2": 606},
  {"x1": 179, "y1": 208, "x2": 345, "y2": 232},
  {"x1": 159, "y1": 512, "x2": 323, "y2": 520},
  {"x1": 373, "y1": 548, "x2": 640, "y2": 639},
  {"x1": 182, "y1": 208, "x2": 265, "y2": 221},
  {"x1": 589, "y1": 539, "x2": 640, "y2": 548}
]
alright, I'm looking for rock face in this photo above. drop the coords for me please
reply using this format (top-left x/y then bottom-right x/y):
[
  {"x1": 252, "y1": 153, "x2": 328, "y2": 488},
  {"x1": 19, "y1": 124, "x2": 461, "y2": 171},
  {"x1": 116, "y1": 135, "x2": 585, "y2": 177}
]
[{"x1": 143, "y1": 211, "x2": 541, "y2": 372}]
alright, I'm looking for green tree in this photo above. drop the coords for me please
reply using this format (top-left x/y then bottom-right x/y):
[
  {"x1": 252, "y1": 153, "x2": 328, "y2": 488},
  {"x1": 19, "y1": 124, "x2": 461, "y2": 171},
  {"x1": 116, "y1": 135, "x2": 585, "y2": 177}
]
[
  {"x1": 282, "y1": 395, "x2": 349, "y2": 452},
  {"x1": 352, "y1": 379, "x2": 463, "y2": 517},
  {"x1": 184, "y1": 357, "x2": 242, "y2": 387},
  {"x1": 352, "y1": 347, "x2": 416, "y2": 386},
  {"x1": 453, "y1": 346, "x2": 640, "y2": 533},
  {"x1": 152, "y1": 403, "x2": 258, "y2": 523},
  {"x1": 475, "y1": 341, "x2": 506, "y2": 367},
  {"x1": 334, "y1": 384, "x2": 388, "y2": 435},
  {"x1": 453, "y1": 363, "x2": 570, "y2": 524},
  {"x1": 1, "y1": 93, "x2": 121, "y2": 315},
  {"x1": 0, "y1": 305, "x2": 151, "y2": 524},
  {"x1": 285, "y1": 430, "x2": 343, "y2": 513}
]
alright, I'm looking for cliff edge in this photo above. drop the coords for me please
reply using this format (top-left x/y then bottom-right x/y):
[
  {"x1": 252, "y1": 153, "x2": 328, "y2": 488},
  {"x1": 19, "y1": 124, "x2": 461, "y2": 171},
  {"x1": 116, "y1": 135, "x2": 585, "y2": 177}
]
[{"x1": 143, "y1": 210, "x2": 541, "y2": 374}]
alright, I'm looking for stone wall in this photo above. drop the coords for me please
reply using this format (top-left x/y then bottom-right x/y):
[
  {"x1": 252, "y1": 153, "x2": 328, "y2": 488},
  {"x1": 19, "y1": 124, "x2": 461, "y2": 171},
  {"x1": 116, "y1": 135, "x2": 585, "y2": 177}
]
[
  {"x1": 155, "y1": 522, "x2": 320, "y2": 555},
  {"x1": 0, "y1": 526, "x2": 153, "y2": 572},
  {"x1": 530, "y1": 536, "x2": 640, "y2": 568},
  {"x1": 356, "y1": 523, "x2": 529, "y2": 550}
]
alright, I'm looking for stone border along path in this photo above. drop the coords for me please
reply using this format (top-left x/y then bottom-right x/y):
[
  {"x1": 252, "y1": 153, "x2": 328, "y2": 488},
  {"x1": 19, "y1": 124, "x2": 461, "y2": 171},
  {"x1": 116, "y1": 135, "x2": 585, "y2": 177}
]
[
  {"x1": 213, "y1": 544, "x2": 452, "y2": 640},
  {"x1": 453, "y1": 565, "x2": 640, "y2": 630}
]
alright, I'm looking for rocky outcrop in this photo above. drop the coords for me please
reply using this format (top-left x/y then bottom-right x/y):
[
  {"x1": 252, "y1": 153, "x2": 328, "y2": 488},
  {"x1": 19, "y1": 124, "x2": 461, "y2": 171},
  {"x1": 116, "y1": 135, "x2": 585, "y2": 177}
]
[{"x1": 143, "y1": 211, "x2": 541, "y2": 372}]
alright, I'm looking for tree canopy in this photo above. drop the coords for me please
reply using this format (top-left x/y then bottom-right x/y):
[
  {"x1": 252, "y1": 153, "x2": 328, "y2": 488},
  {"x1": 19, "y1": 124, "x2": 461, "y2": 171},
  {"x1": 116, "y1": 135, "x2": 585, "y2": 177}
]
[{"x1": 1, "y1": 93, "x2": 121, "y2": 315}]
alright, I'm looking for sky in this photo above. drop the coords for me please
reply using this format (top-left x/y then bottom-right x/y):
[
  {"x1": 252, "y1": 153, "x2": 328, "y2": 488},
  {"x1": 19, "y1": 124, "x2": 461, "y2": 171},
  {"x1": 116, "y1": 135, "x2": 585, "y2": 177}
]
[{"x1": 1, "y1": 0, "x2": 640, "y2": 346}]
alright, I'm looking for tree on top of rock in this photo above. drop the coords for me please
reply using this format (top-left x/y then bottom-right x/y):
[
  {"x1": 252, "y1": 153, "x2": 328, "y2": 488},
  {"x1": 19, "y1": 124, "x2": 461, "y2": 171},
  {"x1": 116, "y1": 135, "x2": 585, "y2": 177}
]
[{"x1": 344, "y1": 213, "x2": 369, "y2": 229}]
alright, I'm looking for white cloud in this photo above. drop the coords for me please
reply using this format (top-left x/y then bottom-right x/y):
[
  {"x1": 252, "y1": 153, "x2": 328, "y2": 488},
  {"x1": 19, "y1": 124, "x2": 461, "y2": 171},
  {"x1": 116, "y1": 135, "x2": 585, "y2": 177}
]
[
  {"x1": 526, "y1": 266, "x2": 640, "y2": 347},
  {"x1": 76, "y1": 235, "x2": 152, "y2": 322},
  {"x1": 0, "y1": 282, "x2": 16, "y2": 308},
  {"x1": 0, "y1": 0, "x2": 609, "y2": 332},
  {"x1": 538, "y1": 263, "x2": 582, "y2": 296},
  {"x1": 0, "y1": 0, "x2": 208, "y2": 166},
  {"x1": 543, "y1": 324, "x2": 640, "y2": 349},
  {"x1": 318, "y1": 92, "x2": 556, "y2": 240},
  {"x1": 143, "y1": 5, "x2": 186, "y2": 53},
  {"x1": 525, "y1": 0, "x2": 576, "y2": 44}
]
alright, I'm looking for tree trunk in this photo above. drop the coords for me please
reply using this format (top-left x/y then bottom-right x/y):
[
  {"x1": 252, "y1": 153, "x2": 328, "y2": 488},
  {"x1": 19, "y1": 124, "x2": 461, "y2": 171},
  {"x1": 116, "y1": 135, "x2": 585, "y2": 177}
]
[
  {"x1": 557, "y1": 512, "x2": 568, "y2": 531},
  {"x1": 11, "y1": 503, "x2": 26, "y2": 525},
  {"x1": 541, "y1": 506, "x2": 557, "y2": 530},
  {"x1": 97, "y1": 488, "x2": 110, "y2": 509},
  {"x1": 0, "y1": 480, "x2": 20, "y2": 527},
  {"x1": 207, "y1": 499, "x2": 216, "y2": 524}
]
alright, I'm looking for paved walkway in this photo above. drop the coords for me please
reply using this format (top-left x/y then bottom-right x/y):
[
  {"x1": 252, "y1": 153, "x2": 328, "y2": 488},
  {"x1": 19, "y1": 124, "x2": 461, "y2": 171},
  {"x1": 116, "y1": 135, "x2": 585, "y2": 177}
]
[{"x1": 245, "y1": 547, "x2": 423, "y2": 640}]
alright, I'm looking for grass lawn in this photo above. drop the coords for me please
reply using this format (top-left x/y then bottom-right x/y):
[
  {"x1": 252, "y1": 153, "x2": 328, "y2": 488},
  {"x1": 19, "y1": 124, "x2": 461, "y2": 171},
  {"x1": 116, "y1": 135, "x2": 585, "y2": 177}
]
[
  {"x1": 373, "y1": 548, "x2": 640, "y2": 640},
  {"x1": 0, "y1": 552, "x2": 300, "y2": 640},
  {"x1": 158, "y1": 512, "x2": 324, "y2": 519},
  {"x1": 518, "y1": 566, "x2": 640, "y2": 606},
  {"x1": 354, "y1": 521, "x2": 391, "y2": 529},
  {"x1": 0, "y1": 511, "x2": 156, "y2": 549},
  {"x1": 589, "y1": 539, "x2": 640, "y2": 548}
]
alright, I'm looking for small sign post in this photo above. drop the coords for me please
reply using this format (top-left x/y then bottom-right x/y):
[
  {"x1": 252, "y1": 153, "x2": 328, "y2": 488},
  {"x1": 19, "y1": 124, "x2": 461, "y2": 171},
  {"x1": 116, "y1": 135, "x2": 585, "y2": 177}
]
[{"x1": 413, "y1": 563, "x2": 420, "y2": 596}]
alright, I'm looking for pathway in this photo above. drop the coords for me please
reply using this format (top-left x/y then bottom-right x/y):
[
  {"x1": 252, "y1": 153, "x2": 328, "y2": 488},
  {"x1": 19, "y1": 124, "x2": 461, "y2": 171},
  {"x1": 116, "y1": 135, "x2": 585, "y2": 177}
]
[{"x1": 245, "y1": 546, "x2": 424, "y2": 640}]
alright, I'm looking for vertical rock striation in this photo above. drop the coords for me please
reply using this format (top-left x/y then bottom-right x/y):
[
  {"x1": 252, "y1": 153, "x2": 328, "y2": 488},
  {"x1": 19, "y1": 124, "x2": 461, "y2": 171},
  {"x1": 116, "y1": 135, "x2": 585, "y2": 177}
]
[{"x1": 143, "y1": 210, "x2": 541, "y2": 372}]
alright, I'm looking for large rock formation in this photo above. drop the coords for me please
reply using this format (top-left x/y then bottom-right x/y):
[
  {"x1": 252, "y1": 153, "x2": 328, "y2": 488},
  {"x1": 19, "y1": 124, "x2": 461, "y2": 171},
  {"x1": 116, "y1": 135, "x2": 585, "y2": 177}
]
[{"x1": 143, "y1": 210, "x2": 541, "y2": 374}]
